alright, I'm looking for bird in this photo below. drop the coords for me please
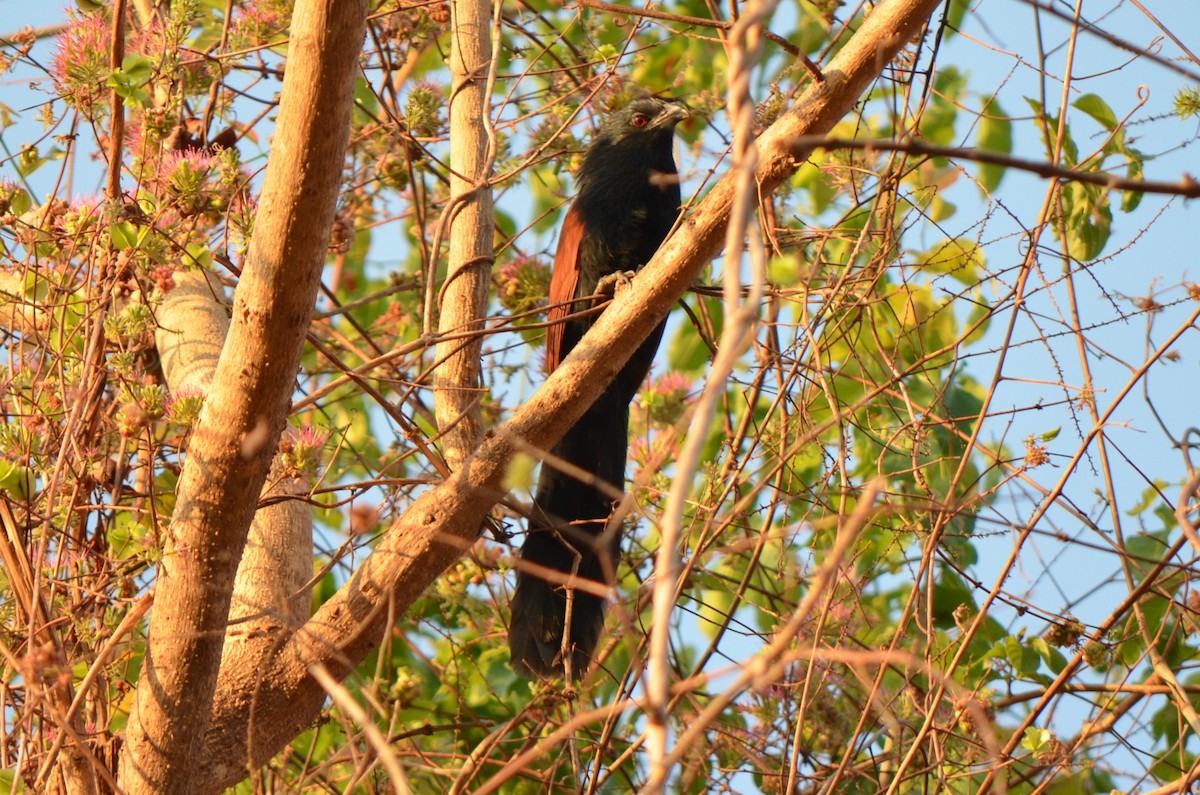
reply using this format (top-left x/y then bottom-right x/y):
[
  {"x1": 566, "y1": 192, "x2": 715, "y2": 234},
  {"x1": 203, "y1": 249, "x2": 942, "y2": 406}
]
[{"x1": 508, "y1": 94, "x2": 689, "y2": 679}]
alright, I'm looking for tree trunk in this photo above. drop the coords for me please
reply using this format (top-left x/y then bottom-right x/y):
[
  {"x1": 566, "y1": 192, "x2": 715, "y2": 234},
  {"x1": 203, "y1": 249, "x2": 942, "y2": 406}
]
[
  {"x1": 432, "y1": 0, "x2": 496, "y2": 469},
  {"x1": 154, "y1": 268, "x2": 314, "y2": 756},
  {"x1": 116, "y1": 1, "x2": 367, "y2": 791}
]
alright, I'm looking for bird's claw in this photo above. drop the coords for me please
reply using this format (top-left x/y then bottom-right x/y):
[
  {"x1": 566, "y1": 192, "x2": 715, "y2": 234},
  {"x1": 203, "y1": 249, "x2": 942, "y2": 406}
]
[{"x1": 595, "y1": 270, "x2": 637, "y2": 298}]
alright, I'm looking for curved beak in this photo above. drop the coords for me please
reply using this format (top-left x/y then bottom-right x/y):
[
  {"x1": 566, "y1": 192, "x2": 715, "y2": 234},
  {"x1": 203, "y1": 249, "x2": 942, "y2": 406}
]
[{"x1": 652, "y1": 97, "x2": 692, "y2": 130}]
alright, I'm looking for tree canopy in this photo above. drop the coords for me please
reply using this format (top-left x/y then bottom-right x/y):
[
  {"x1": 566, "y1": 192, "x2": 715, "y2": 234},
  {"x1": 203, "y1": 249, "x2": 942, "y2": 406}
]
[{"x1": 1, "y1": 0, "x2": 1199, "y2": 793}]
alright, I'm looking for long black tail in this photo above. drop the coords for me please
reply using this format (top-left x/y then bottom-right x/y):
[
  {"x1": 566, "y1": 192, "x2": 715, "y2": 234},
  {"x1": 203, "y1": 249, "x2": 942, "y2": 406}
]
[
  {"x1": 508, "y1": 323, "x2": 665, "y2": 678},
  {"x1": 508, "y1": 384, "x2": 629, "y2": 678}
]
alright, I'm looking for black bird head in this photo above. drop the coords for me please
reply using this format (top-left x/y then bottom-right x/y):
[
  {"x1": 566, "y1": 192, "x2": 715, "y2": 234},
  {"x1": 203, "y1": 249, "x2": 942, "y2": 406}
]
[
  {"x1": 575, "y1": 95, "x2": 690, "y2": 200},
  {"x1": 595, "y1": 96, "x2": 691, "y2": 146}
]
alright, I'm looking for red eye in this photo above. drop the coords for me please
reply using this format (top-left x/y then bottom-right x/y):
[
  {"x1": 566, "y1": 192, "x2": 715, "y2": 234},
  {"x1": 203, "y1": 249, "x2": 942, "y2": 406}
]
[{"x1": 632, "y1": 114, "x2": 650, "y2": 128}]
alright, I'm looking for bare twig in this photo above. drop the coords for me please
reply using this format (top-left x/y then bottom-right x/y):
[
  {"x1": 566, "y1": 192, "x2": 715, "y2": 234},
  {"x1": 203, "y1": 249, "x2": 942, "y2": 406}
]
[
  {"x1": 565, "y1": 0, "x2": 824, "y2": 80},
  {"x1": 645, "y1": 0, "x2": 771, "y2": 788},
  {"x1": 788, "y1": 135, "x2": 1200, "y2": 198}
]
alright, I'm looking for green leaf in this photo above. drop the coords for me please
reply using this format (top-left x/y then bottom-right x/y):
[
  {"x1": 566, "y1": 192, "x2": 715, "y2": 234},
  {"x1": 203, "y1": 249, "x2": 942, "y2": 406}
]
[
  {"x1": 696, "y1": 556, "x2": 745, "y2": 638},
  {"x1": 4, "y1": 186, "x2": 31, "y2": 216},
  {"x1": 352, "y1": 74, "x2": 379, "y2": 117},
  {"x1": 502, "y1": 452, "x2": 536, "y2": 492},
  {"x1": 1039, "y1": 427, "x2": 1060, "y2": 442},
  {"x1": 792, "y1": 156, "x2": 838, "y2": 215},
  {"x1": 1058, "y1": 181, "x2": 1112, "y2": 260},
  {"x1": 697, "y1": 586, "x2": 736, "y2": 639},
  {"x1": 920, "y1": 98, "x2": 958, "y2": 147},
  {"x1": 1023, "y1": 98, "x2": 1081, "y2": 164},
  {"x1": 667, "y1": 296, "x2": 722, "y2": 373},
  {"x1": 920, "y1": 69, "x2": 966, "y2": 146},
  {"x1": 1021, "y1": 727, "x2": 1052, "y2": 753},
  {"x1": 768, "y1": 253, "x2": 803, "y2": 285},
  {"x1": 1141, "y1": 594, "x2": 1170, "y2": 635},
  {"x1": 109, "y1": 222, "x2": 139, "y2": 250},
  {"x1": 0, "y1": 767, "x2": 24, "y2": 793},
  {"x1": 341, "y1": 408, "x2": 373, "y2": 452},
  {"x1": 108, "y1": 513, "x2": 152, "y2": 561},
  {"x1": 976, "y1": 95, "x2": 1011, "y2": 192},
  {"x1": 106, "y1": 55, "x2": 154, "y2": 105},
  {"x1": 120, "y1": 53, "x2": 154, "y2": 85},
  {"x1": 313, "y1": 490, "x2": 343, "y2": 531},
  {"x1": 916, "y1": 238, "x2": 984, "y2": 285},
  {"x1": 1120, "y1": 149, "x2": 1145, "y2": 212},
  {"x1": 963, "y1": 295, "x2": 992, "y2": 346},
  {"x1": 1030, "y1": 636, "x2": 1069, "y2": 674},
  {"x1": 1117, "y1": 630, "x2": 1146, "y2": 668},
  {"x1": 493, "y1": 207, "x2": 517, "y2": 240},
  {"x1": 928, "y1": 193, "x2": 957, "y2": 222},
  {"x1": 931, "y1": 568, "x2": 976, "y2": 628},
  {"x1": 15, "y1": 146, "x2": 46, "y2": 178},
  {"x1": 595, "y1": 43, "x2": 619, "y2": 63},
  {"x1": 935, "y1": 66, "x2": 968, "y2": 100},
  {"x1": 946, "y1": 0, "x2": 970, "y2": 34},
  {"x1": 1073, "y1": 94, "x2": 1118, "y2": 131},
  {"x1": 1127, "y1": 483, "x2": 1168, "y2": 517},
  {"x1": 1004, "y1": 635, "x2": 1040, "y2": 675},
  {"x1": 183, "y1": 242, "x2": 212, "y2": 270},
  {"x1": 0, "y1": 460, "x2": 33, "y2": 498},
  {"x1": 1150, "y1": 699, "x2": 1179, "y2": 743}
]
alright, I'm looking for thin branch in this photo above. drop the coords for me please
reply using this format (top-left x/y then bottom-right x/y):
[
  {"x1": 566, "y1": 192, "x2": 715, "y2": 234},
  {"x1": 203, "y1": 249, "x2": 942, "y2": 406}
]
[
  {"x1": 646, "y1": 0, "x2": 771, "y2": 787},
  {"x1": 565, "y1": 0, "x2": 823, "y2": 79},
  {"x1": 789, "y1": 135, "x2": 1200, "y2": 197},
  {"x1": 105, "y1": 0, "x2": 127, "y2": 203}
]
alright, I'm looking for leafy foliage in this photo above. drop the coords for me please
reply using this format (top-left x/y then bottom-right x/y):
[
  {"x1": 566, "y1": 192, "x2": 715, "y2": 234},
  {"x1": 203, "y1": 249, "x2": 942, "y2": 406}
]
[{"x1": 0, "y1": 0, "x2": 1198, "y2": 793}]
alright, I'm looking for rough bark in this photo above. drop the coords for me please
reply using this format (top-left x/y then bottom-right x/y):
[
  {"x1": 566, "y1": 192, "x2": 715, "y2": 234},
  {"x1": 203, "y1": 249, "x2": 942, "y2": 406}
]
[
  {"x1": 432, "y1": 0, "x2": 495, "y2": 469},
  {"x1": 194, "y1": 0, "x2": 943, "y2": 789},
  {"x1": 220, "y1": 466, "x2": 313, "y2": 635},
  {"x1": 116, "y1": 1, "x2": 367, "y2": 792},
  {"x1": 154, "y1": 269, "x2": 314, "y2": 730},
  {"x1": 155, "y1": 270, "x2": 230, "y2": 393}
]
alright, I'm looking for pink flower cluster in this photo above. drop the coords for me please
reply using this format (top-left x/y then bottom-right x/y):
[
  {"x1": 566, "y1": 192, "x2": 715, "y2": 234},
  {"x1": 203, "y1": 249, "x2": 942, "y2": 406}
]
[{"x1": 51, "y1": 14, "x2": 112, "y2": 111}]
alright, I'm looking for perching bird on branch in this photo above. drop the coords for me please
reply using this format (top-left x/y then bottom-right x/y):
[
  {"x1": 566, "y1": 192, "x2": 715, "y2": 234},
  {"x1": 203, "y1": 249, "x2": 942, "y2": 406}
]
[{"x1": 508, "y1": 95, "x2": 689, "y2": 679}]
